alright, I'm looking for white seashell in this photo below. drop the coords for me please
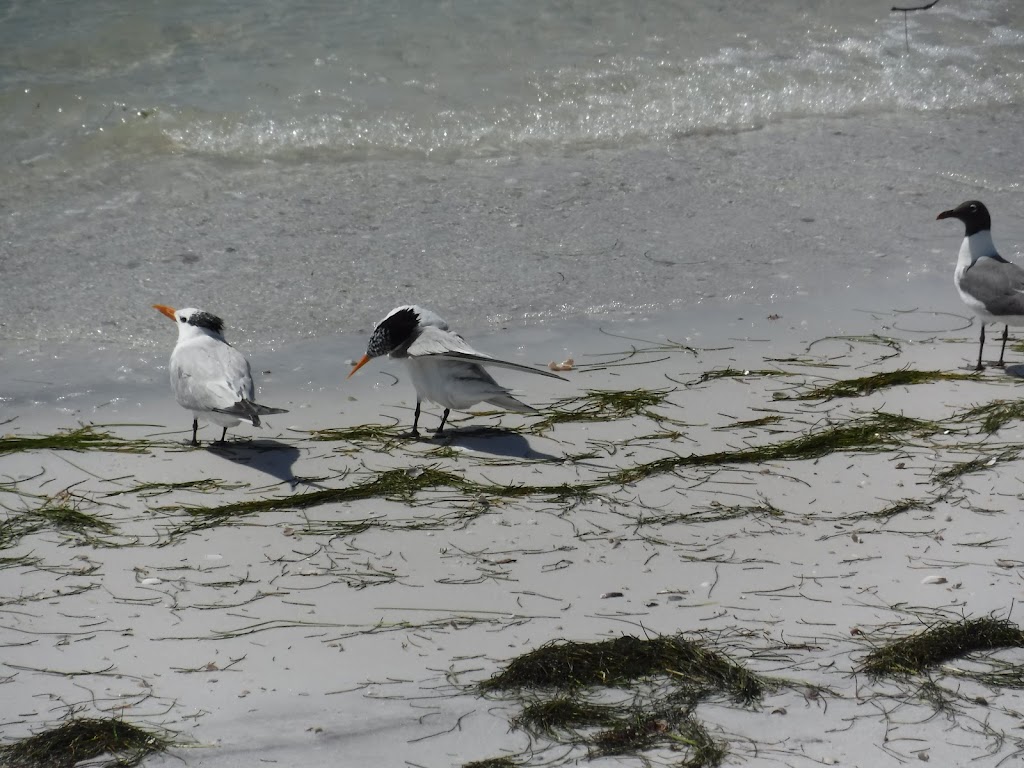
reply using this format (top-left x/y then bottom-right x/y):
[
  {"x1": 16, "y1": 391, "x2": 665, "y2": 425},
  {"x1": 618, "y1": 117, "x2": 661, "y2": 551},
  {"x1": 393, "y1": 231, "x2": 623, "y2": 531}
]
[
  {"x1": 921, "y1": 575, "x2": 947, "y2": 585},
  {"x1": 548, "y1": 358, "x2": 575, "y2": 371}
]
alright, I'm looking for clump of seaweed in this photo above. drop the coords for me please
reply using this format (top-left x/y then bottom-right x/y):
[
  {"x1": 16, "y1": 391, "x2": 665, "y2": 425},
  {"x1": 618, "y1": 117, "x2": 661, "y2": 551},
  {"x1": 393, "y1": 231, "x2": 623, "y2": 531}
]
[
  {"x1": 609, "y1": 412, "x2": 932, "y2": 486},
  {"x1": 967, "y1": 661, "x2": 1024, "y2": 688},
  {"x1": 308, "y1": 423, "x2": 407, "y2": 443},
  {"x1": 104, "y1": 478, "x2": 242, "y2": 498},
  {"x1": 0, "y1": 717, "x2": 172, "y2": 768},
  {"x1": 777, "y1": 369, "x2": 974, "y2": 401},
  {"x1": 513, "y1": 696, "x2": 621, "y2": 740},
  {"x1": 0, "y1": 501, "x2": 116, "y2": 550},
  {"x1": 240, "y1": 466, "x2": 459, "y2": 512},
  {"x1": 484, "y1": 635, "x2": 741, "y2": 768},
  {"x1": 309, "y1": 424, "x2": 402, "y2": 442},
  {"x1": 168, "y1": 466, "x2": 468, "y2": 535},
  {"x1": 640, "y1": 498, "x2": 784, "y2": 526},
  {"x1": 462, "y1": 758, "x2": 518, "y2": 768},
  {"x1": 167, "y1": 465, "x2": 599, "y2": 539},
  {"x1": 0, "y1": 426, "x2": 148, "y2": 455},
  {"x1": 862, "y1": 496, "x2": 932, "y2": 520},
  {"x1": 931, "y1": 451, "x2": 1015, "y2": 485},
  {"x1": 859, "y1": 616, "x2": 1024, "y2": 678},
  {"x1": 27, "y1": 504, "x2": 115, "y2": 536},
  {"x1": 591, "y1": 710, "x2": 678, "y2": 756},
  {"x1": 668, "y1": 716, "x2": 726, "y2": 768},
  {"x1": 956, "y1": 400, "x2": 1024, "y2": 434},
  {"x1": 481, "y1": 634, "x2": 766, "y2": 704},
  {"x1": 531, "y1": 389, "x2": 674, "y2": 432},
  {"x1": 590, "y1": 700, "x2": 725, "y2": 768}
]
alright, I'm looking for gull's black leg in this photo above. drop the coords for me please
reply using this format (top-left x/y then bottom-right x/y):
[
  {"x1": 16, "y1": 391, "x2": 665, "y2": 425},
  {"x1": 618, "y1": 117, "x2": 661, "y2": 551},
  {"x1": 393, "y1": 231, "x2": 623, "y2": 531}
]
[
  {"x1": 976, "y1": 324, "x2": 986, "y2": 372},
  {"x1": 407, "y1": 399, "x2": 422, "y2": 438},
  {"x1": 997, "y1": 324, "x2": 1009, "y2": 368},
  {"x1": 220, "y1": 427, "x2": 228, "y2": 443},
  {"x1": 435, "y1": 408, "x2": 451, "y2": 436},
  {"x1": 190, "y1": 418, "x2": 200, "y2": 446}
]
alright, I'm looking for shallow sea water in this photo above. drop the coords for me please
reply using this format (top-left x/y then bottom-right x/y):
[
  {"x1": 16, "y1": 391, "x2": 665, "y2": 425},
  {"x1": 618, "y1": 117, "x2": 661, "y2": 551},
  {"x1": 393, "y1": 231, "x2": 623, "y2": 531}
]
[{"x1": 2, "y1": 0, "x2": 1023, "y2": 356}]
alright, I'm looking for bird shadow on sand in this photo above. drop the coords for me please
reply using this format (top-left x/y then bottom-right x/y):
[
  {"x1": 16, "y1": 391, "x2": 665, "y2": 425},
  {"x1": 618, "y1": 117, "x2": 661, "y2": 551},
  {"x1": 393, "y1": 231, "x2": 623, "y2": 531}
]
[
  {"x1": 430, "y1": 427, "x2": 561, "y2": 461},
  {"x1": 1002, "y1": 363, "x2": 1024, "y2": 379},
  {"x1": 207, "y1": 439, "x2": 304, "y2": 487}
]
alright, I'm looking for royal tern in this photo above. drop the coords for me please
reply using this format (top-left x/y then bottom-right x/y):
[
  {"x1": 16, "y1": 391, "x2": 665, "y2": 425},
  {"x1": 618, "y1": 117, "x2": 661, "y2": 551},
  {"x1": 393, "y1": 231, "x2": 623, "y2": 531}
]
[
  {"x1": 347, "y1": 305, "x2": 565, "y2": 436},
  {"x1": 937, "y1": 200, "x2": 1024, "y2": 370},
  {"x1": 154, "y1": 304, "x2": 288, "y2": 445}
]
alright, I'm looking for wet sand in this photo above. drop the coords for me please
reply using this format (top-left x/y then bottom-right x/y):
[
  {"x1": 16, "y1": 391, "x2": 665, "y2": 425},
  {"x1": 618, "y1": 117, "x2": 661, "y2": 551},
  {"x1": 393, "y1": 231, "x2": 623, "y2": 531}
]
[{"x1": 5, "y1": 282, "x2": 1024, "y2": 766}]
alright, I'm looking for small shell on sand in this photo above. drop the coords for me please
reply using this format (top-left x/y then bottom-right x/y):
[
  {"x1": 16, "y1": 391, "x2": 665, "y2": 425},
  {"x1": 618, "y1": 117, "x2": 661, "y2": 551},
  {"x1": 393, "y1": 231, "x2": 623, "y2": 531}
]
[{"x1": 549, "y1": 358, "x2": 575, "y2": 371}]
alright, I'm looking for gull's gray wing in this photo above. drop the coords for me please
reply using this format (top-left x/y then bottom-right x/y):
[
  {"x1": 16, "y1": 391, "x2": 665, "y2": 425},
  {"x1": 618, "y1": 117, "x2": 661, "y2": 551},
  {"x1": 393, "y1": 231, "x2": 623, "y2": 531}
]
[
  {"x1": 961, "y1": 257, "x2": 1024, "y2": 316},
  {"x1": 170, "y1": 338, "x2": 255, "y2": 412},
  {"x1": 401, "y1": 325, "x2": 567, "y2": 380}
]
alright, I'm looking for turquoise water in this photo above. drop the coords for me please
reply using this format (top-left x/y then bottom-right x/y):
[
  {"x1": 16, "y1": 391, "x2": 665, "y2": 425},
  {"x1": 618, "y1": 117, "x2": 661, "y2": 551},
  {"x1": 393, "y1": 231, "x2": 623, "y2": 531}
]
[
  {"x1": 3, "y1": 1, "x2": 1022, "y2": 163},
  {"x1": 1, "y1": 0, "x2": 1023, "y2": 348}
]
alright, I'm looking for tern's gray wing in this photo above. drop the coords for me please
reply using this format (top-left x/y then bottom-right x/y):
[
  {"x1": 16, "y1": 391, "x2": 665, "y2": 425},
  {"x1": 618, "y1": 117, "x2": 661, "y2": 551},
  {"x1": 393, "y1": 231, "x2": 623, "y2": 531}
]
[
  {"x1": 402, "y1": 325, "x2": 567, "y2": 380},
  {"x1": 961, "y1": 257, "x2": 1024, "y2": 316},
  {"x1": 170, "y1": 338, "x2": 255, "y2": 413}
]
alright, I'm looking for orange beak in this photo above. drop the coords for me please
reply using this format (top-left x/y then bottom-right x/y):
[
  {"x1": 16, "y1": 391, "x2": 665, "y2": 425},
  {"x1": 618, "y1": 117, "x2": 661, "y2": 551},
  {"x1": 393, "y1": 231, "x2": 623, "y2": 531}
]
[
  {"x1": 347, "y1": 354, "x2": 372, "y2": 379},
  {"x1": 153, "y1": 304, "x2": 177, "y2": 321}
]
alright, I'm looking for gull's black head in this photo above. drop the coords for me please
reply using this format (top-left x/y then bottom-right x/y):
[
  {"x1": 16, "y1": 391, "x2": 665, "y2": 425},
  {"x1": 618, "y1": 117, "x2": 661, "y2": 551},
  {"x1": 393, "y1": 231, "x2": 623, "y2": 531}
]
[
  {"x1": 183, "y1": 310, "x2": 225, "y2": 334},
  {"x1": 366, "y1": 306, "x2": 420, "y2": 359},
  {"x1": 937, "y1": 200, "x2": 991, "y2": 236},
  {"x1": 347, "y1": 306, "x2": 422, "y2": 379}
]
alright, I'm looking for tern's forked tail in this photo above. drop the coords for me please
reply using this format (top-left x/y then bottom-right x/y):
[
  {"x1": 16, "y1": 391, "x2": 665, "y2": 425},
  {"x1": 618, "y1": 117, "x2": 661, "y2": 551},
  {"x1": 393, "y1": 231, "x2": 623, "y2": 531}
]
[
  {"x1": 213, "y1": 399, "x2": 289, "y2": 427},
  {"x1": 485, "y1": 393, "x2": 537, "y2": 414}
]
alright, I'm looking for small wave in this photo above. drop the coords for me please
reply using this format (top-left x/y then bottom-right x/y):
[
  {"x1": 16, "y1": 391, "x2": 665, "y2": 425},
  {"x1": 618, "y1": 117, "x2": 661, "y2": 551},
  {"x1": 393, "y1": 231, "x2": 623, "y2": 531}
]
[{"x1": 4, "y1": 4, "x2": 1023, "y2": 167}]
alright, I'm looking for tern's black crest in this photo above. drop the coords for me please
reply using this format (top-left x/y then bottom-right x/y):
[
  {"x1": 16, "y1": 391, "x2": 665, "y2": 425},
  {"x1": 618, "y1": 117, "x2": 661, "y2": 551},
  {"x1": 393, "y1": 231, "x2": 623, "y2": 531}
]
[
  {"x1": 188, "y1": 311, "x2": 225, "y2": 334},
  {"x1": 939, "y1": 200, "x2": 991, "y2": 237},
  {"x1": 367, "y1": 307, "x2": 419, "y2": 358}
]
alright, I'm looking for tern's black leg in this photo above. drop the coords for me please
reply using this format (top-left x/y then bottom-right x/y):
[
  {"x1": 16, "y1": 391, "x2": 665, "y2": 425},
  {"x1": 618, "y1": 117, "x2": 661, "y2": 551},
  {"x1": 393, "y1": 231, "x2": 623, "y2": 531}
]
[
  {"x1": 976, "y1": 324, "x2": 986, "y2": 372},
  {"x1": 435, "y1": 408, "x2": 451, "y2": 435},
  {"x1": 190, "y1": 418, "x2": 200, "y2": 447},
  {"x1": 407, "y1": 399, "x2": 422, "y2": 438},
  {"x1": 219, "y1": 427, "x2": 228, "y2": 443},
  {"x1": 997, "y1": 324, "x2": 1009, "y2": 368}
]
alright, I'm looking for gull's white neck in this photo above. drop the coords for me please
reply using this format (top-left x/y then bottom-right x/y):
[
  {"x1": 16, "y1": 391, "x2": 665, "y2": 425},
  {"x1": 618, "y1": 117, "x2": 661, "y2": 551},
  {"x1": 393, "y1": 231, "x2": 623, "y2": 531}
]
[{"x1": 955, "y1": 230, "x2": 998, "y2": 277}]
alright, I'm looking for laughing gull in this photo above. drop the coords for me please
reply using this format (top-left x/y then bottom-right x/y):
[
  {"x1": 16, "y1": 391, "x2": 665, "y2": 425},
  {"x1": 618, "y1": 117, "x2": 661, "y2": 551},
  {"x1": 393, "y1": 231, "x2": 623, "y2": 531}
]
[{"x1": 937, "y1": 200, "x2": 1024, "y2": 371}]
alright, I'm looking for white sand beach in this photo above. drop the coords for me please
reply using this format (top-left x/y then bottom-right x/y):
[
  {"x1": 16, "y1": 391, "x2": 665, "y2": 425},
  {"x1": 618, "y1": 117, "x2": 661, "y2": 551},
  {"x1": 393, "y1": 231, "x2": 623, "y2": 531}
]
[
  {"x1": 4, "y1": 3, "x2": 1024, "y2": 764},
  {"x1": 6, "y1": 280, "x2": 1024, "y2": 767}
]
